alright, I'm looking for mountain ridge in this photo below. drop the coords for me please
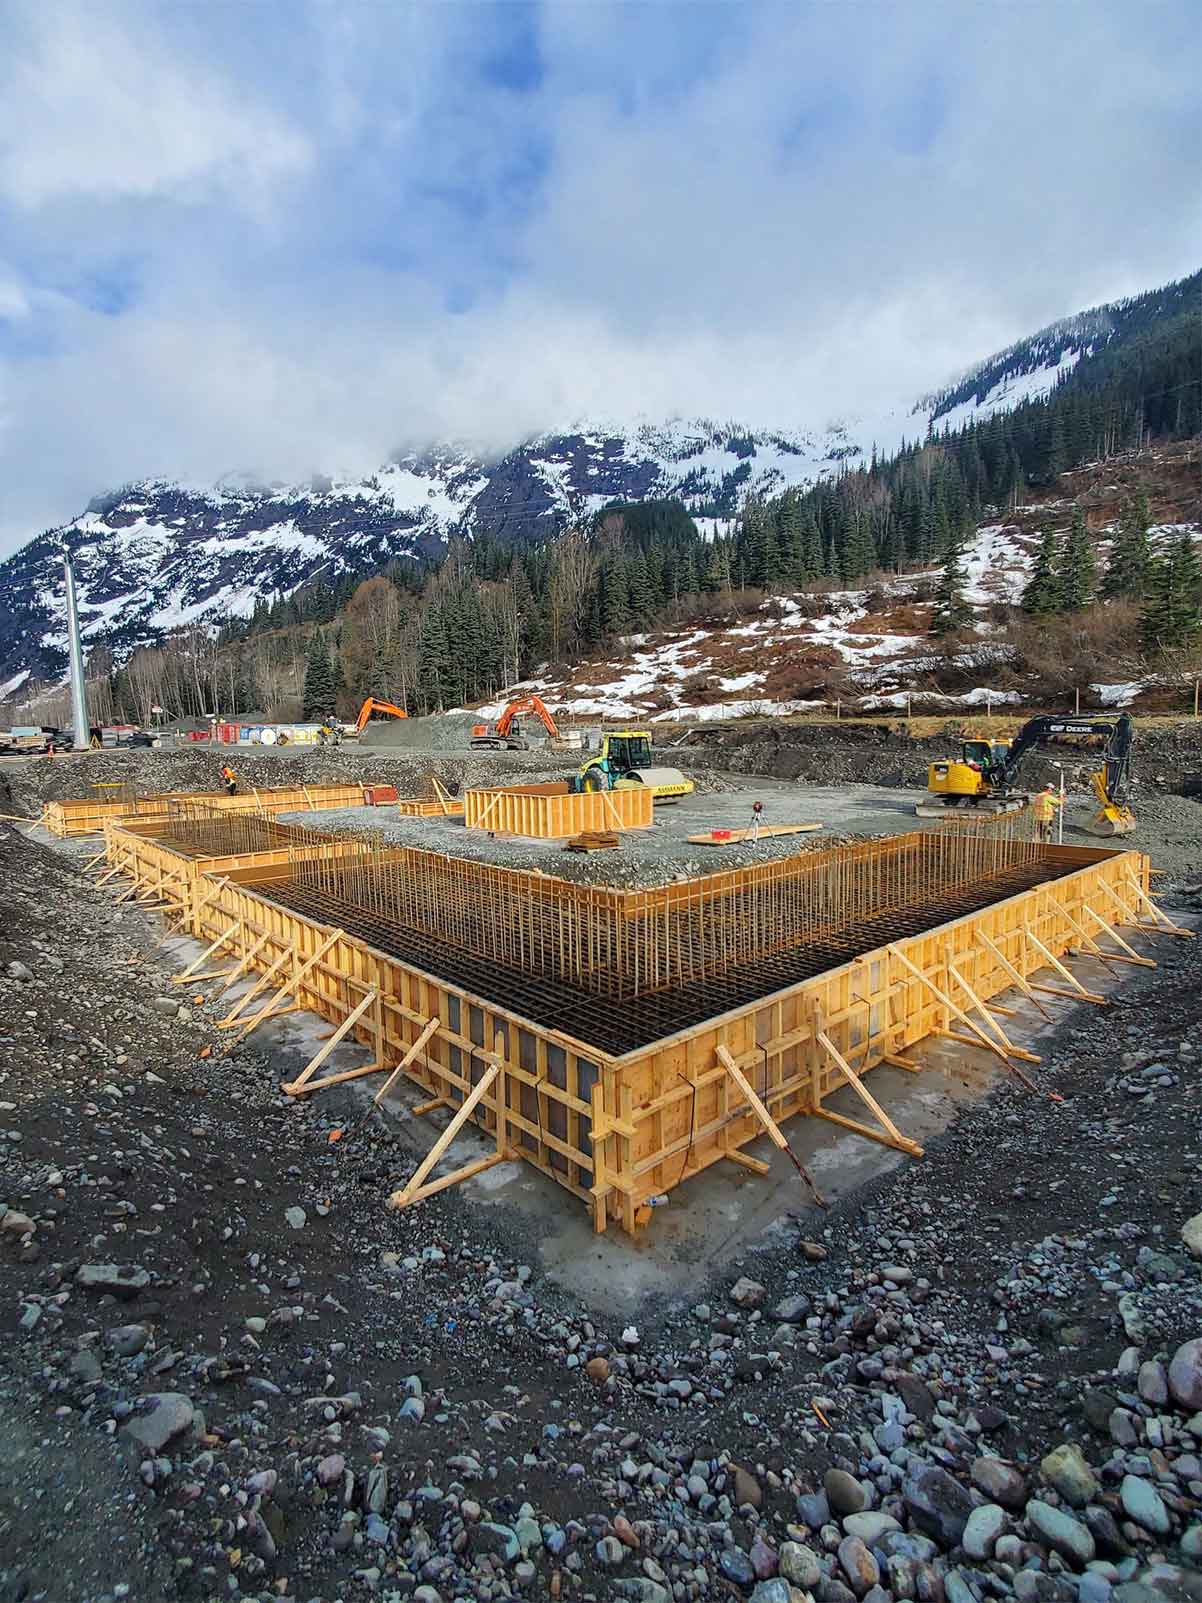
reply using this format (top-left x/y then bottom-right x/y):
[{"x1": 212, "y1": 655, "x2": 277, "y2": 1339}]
[{"x1": 1, "y1": 265, "x2": 1197, "y2": 692}]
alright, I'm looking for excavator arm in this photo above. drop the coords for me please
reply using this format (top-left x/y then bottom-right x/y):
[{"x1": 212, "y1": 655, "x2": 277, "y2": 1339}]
[
  {"x1": 495, "y1": 696, "x2": 561, "y2": 740},
  {"x1": 992, "y1": 712, "x2": 1135, "y2": 836},
  {"x1": 355, "y1": 697, "x2": 409, "y2": 734}
]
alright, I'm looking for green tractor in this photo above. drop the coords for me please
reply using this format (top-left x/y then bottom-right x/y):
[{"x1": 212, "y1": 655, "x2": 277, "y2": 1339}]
[{"x1": 571, "y1": 731, "x2": 694, "y2": 802}]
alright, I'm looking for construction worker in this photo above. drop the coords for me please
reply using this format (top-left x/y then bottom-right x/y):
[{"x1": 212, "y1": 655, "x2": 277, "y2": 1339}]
[
  {"x1": 1032, "y1": 782, "x2": 1061, "y2": 843},
  {"x1": 221, "y1": 763, "x2": 238, "y2": 797}
]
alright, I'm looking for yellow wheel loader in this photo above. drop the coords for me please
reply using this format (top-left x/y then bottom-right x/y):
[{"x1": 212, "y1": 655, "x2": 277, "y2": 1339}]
[{"x1": 917, "y1": 713, "x2": 1136, "y2": 836}]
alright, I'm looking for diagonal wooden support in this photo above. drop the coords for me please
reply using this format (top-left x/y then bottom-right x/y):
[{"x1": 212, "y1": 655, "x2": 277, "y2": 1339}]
[
  {"x1": 716, "y1": 1046, "x2": 827, "y2": 1205},
  {"x1": 388, "y1": 1063, "x2": 501, "y2": 1209},
  {"x1": 887, "y1": 944, "x2": 1013, "y2": 1063},
  {"x1": 218, "y1": 942, "x2": 295, "y2": 1027},
  {"x1": 218, "y1": 929, "x2": 272, "y2": 994},
  {"x1": 1084, "y1": 904, "x2": 1156, "y2": 967},
  {"x1": 225, "y1": 930, "x2": 343, "y2": 1051},
  {"x1": 813, "y1": 1032, "x2": 924, "y2": 1157},
  {"x1": 372, "y1": 1017, "x2": 440, "y2": 1106},
  {"x1": 976, "y1": 930, "x2": 1053, "y2": 1022},
  {"x1": 1022, "y1": 922, "x2": 1107, "y2": 1003},
  {"x1": 1054, "y1": 902, "x2": 1129, "y2": 968},
  {"x1": 946, "y1": 959, "x2": 1041, "y2": 1064},
  {"x1": 1125, "y1": 874, "x2": 1194, "y2": 938},
  {"x1": 173, "y1": 919, "x2": 242, "y2": 982},
  {"x1": 281, "y1": 989, "x2": 381, "y2": 1095},
  {"x1": 81, "y1": 849, "x2": 107, "y2": 873}
]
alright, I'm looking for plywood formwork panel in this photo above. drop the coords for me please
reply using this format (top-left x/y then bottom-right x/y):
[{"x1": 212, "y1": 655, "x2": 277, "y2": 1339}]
[
  {"x1": 131, "y1": 824, "x2": 1154, "y2": 1234},
  {"x1": 45, "y1": 782, "x2": 369, "y2": 838},
  {"x1": 462, "y1": 783, "x2": 652, "y2": 838}
]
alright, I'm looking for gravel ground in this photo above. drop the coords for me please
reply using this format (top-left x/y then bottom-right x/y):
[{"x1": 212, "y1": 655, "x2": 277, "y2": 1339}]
[{"x1": 2, "y1": 825, "x2": 1202, "y2": 1603}]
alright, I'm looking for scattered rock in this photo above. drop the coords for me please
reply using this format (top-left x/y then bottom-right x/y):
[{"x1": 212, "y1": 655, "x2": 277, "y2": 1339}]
[
  {"x1": 730, "y1": 1276, "x2": 766, "y2": 1308},
  {"x1": 1168, "y1": 1338, "x2": 1202, "y2": 1411},
  {"x1": 75, "y1": 1264, "x2": 151, "y2": 1298},
  {"x1": 122, "y1": 1393, "x2": 194, "y2": 1454},
  {"x1": 1041, "y1": 1442, "x2": 1099, "y2": 1507},
  {"x1": 1026, "y1": 1499, "x2": 1096, "y2": 1568},
  {"x1": 825, "y1": 1467, "x2": 868, "y2": 1516},
  {"x1": 903, "y1": 1464, "x2": 974, "y2": 1547}
]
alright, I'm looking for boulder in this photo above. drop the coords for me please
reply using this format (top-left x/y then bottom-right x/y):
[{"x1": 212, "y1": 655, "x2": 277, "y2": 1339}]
[
  {"x1": 903, "y1": 1464, "x2": 974, "y2": 1547},
  {"x1": 122, "y1": 1393, "x2": 194, "y2": 1454}
]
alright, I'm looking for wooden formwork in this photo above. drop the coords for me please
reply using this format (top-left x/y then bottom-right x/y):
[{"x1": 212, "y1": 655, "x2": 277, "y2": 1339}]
[
  {"x1": 97, "y1": 819, "x2": 372, "y2": 922},
  {"x1": 44, "y1": 782, "x2": 371, "y2": 838},
  {"x1": 140, "y1": 833, "x2": 1171, "y2": 1234},
  {"x1": 463, "y1": 782, "x2": 653, "y2": 837},
  {"x1": 396, "y1": 797, "x2": 465, "y2": 818}
]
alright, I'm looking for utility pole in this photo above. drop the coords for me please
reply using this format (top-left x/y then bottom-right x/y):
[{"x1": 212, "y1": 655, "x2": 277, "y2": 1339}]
[{"x1": 62, "y1": 551, "x2": 90, "y2": 750}]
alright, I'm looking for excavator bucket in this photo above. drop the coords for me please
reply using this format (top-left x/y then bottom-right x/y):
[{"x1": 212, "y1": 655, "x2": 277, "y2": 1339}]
[{"x1": 1086, "y1": 804, "x2": 1136, "y2": 838}]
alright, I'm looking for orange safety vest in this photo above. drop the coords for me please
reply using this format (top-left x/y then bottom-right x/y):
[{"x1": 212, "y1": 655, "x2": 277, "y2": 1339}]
[{"x1": 1033, "y1": 791, "x2": 1059, "y2": 822}]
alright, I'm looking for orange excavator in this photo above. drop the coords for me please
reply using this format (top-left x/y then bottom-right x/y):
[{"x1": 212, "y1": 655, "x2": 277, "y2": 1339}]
[
  {"x1": 354, "y1": 697, "x2": 409, "y2": 736},
  {"x1": 471, "y1": 695, "x2": 560, "y2": 750}
]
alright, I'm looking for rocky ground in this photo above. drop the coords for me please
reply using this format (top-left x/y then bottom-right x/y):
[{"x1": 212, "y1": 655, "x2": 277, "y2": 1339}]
[{"x1": 2, "y1": 814, "x2": 1202, "y2": 1603}]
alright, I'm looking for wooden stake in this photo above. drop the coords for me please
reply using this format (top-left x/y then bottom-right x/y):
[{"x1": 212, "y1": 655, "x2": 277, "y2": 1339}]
[
  {"x1": 887, "y1": 944, "x2": 1012, "y2": 1062},
  {"x1": 1124, "y1": 874, "x2": 1194, "y2": 937},
  {"x1": 946, "y1": 960, "x2": 1040, "y2": 1064},
  {"x1": 218, "y1": 929, "x2": 272, "y2": 993},
  {"x1": 388, "y1": 1063, "x2": 500, "y2": 1208}
]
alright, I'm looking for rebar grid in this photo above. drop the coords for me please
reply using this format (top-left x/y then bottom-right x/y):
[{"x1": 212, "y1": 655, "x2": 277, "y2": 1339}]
[
  {"x1": 159, "y1": 798, "x2": 346, "y2": 859},
  {"x1": 283, "y1": 809, "x2": 1040, "y2": 1003}
]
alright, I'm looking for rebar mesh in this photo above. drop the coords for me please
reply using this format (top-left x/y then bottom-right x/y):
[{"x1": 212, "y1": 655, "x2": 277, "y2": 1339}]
[
  {"x1": 282, "y1": 808, "x2": 1041, "y2": 1003},
  {"x1": 159, "y1": 798, "x2": 347, "y2": 859}
]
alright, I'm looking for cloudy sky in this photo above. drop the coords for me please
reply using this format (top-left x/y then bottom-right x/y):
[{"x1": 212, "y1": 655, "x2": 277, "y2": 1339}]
[{"x1": 0, "y1": 0, "x2": 1199, "y2": 556}]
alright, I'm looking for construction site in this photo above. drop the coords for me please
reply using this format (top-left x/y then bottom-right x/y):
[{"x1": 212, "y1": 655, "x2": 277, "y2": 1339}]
[{"x1": 2, "y1": 727, "x2": 1201, "y2": 1603}]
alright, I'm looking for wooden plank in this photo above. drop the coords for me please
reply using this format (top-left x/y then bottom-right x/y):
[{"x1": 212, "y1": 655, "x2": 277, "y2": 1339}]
[
  {"x1": 281, "y1": 989, "x2": 380, "y2": 1095},
  {"x1": 1124, "y1": 874, "x2": 1194, "y2": 937},
  {"x1": 887, "y1": 943, "x2": 1011, "y2": 1062},
  {"x1": 388, "y1": 1063, "x2": 500, "y2": 1208},
  {"x1": 1022, "y1": 922, "x2": 1108, "y2": 1005},
  {"x1": 1084, "y1": 905, "x2": 1156, "y2": 967},
  {"x1": 173, "y1": 919, "x2": 242, "y2": 982},
  {"x1": 226, "y1": 929, "x2": 343, "y2": 1047},
  {"x1": 686, "y1": 823, "x2": 823, "y2": 846},
  {"x1": 975, "y1": 929, "x2": 1053, "y2": 1022},
  {"x1": 815, "y1": 1031, "x2": 923, "y2": 1156},
  {"x1": 400, "y1": 1151, "x2": 508, "y2": 1205},
  {"x1": 372, "y1": 1017, "x2": 440, "y2": 1106},
  {"x1": 725, "y1": 1149, "x2": 771, "y2": 1176}
]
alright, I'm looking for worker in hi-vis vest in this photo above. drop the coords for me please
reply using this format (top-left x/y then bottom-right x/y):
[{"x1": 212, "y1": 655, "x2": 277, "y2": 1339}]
[
  {"x1": 1032, "y1": 782, "x2": 1061, "y2": 842},
  {"x1": 221, "y1": 764, "x2": 238, "y2": 797}
]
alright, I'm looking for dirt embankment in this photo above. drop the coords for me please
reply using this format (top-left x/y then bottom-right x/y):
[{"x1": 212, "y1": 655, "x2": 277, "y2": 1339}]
[{"x1": 678, "y1": 718, "x2": 1202, "y2": 795}]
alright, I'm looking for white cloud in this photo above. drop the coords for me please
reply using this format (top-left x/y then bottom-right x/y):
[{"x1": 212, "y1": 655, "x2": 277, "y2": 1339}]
[{"x1": 0, "y1": 0, "x2": 1199, "y2": 557}]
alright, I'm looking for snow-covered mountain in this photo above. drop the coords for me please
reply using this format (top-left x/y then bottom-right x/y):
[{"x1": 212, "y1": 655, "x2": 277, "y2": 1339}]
[
  {"x1": 0, "y1": 416, "x2": 913, "y2": 684},
  {"x1": 0, "y1": 267, "x2": 1194, "y2": 689}
]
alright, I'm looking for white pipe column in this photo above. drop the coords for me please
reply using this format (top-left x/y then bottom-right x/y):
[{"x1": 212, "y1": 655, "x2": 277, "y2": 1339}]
[{"x1": 62, "y1": 551, "x2": 90, "y2": 750}]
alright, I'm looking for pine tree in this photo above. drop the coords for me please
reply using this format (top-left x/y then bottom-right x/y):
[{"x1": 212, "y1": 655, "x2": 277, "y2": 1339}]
[
  {"x1": 1021, "y1": 528, "x2": 1062, "y2": 615},
  {"x1": 1141, "y1": 533, "x2": 1202, "y2": 656},
  {"x1": 1056, "y1": 505, "x2": 1096, "y2": 611},
  {"x1": 600, "y1": 559, "x2": 631, "y2": 636},
  {"x1": 627, "y1": 553, "x2": 656, "y2": 627},
  {"x1": 701, "y1": 541, "x2": 729, "y2": 594},
  {"x1": 931, "y1": 543, "x2": 974, "y2": 636},
  {"x1": 1044, "y1": 413, "x2": 1067, "y2": 481},
  {"x1": 1101, "y1": 492, "x2": 1151, "y2": 601},
  {"x1": 302, "y1": 630, "x2": 336, "y2": 719}
]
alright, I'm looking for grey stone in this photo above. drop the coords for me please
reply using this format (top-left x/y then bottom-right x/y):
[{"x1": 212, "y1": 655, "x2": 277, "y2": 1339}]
[
  {"x1": 107, "y1": 1324, "x2": 149, "y2": 1357},
  {"x1": 0, "y1": 1209, "x2": 34, "y2": 1236},
  {"x1": 75, "y1": 1263, "x2": 151, "y2": 1298},
  {"x1": 843, "y1": 1513, "x2": 900, "y2": 1546},
  {"x1": 780, "y1": 1541, "x2": 824, "y2": 1589},
  {"x1": 720, "y1": 1549, "x2": 756, "y2": 1587},
  {"x1": 1119, "y1": 1477, "x2": 1170, "y2": 1537},
  {"x1": 122, "y1": 1392, "x2": 194, "y2": 1453},
  {"x1": 972, "y1": 1456, "x2": 1027, "y2": 1509},
  {"x1": 797, "y1": 1491, "x2": 832, "y2": 1528},
  {"x1": 730, "y1": 1276, "x2": 767, "y2": 1308},
  {"x1": 773, "y1": 1293, "x2": 813, "y2": 1323},
  {"x1": 903, "y1": 1463, "x2": 974, "y2": 1547},
  {"x1": 1116, "y1": 1565, "x2": 1202, "y2": 1603},
  {"x1": 284, "y1": 1206, "x2": 306, "y2": 1229},
  {"x1": 1137, "y1": 1363, "x2": 1168, "y2": 1407},
  {"x1": 69, "y1": 1348, "x2": 103, "y2": 1385},
  {"x1": 596, "y1": 1535, "x2": 625, "y2": 1567},
  {"x1": 1168, "y1": 1339, "x2": 1202, "y2": 1412},
  {"x1": 750, "y1": 1584, "x2": 794, "y2": 1603},
  {"x1": 825, "y1": 1468, "x2": 868, "y2": 1516},
  {"x1": 1027, "y1": 1499, "x2": 1096, "y2": 1568},
  {"x1": 945, "y1": 1571, "x2": 977, "y2": 1603},
  {"x1": 895, "y1": 1372, "x2": 936, "y2": 1421},
  {"x1": 963, "y1": 1504, "x2": 1007, "y2": 1561},
  {"x1": 1182, "y1": 1214, "x2": 1202, "y2": 1261},
  {"x1": 1042, "y1": 1443, "x2": 1099, "y2": 1508}
]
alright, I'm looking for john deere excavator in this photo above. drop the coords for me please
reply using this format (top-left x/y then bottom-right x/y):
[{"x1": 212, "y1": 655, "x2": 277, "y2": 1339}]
[{"x1": 918, "y1": 712, "x2": 1136, "y2": 836}]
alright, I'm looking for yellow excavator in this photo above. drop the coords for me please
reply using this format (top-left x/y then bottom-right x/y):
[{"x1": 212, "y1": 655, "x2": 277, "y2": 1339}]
[{"x1": 918, "y1": 712, "x2": 1136, "y2": 837}]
